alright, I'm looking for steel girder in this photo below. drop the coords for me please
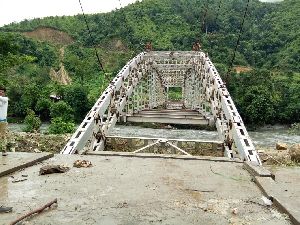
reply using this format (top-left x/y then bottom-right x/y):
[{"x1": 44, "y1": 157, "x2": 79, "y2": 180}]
[{"x1": 61, "y1": 51, "x2": 261, "y2": 165}]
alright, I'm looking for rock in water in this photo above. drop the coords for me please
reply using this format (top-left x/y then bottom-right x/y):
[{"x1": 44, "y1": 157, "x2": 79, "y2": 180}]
[
  {"x1": 289, "y1": 144, "x2": 300, "y2": 162},
  {"x1": 276, "y1": 142, "x2": 288, "y2": 150}
]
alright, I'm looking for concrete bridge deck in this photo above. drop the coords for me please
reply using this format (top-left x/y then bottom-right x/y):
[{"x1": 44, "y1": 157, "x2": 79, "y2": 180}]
[{"x1": 0, "y1": 153, "x2": 296, "y2": 225}]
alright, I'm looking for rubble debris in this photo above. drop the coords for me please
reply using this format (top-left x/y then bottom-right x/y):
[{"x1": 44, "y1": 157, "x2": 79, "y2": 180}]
[
  {"x1": 73, "y1": 160, "x2": 92, "y2": 168},
  {"x1": 5, "y1": 131, "x2": 71, "y2": 154},
  {"x1": 10, "y1": 198, "x2": 57, "y2": 225},
  {"x1": 0, "y1": 206, "x2": 12, "y2": 213},
  {"x1": 39, "y1": 165, "x2": 70, "y2": 175}
]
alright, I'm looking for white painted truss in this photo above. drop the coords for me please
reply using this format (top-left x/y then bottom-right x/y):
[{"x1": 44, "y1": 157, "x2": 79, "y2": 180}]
[{"x1": 61, "y1": 51, "x2": 261, "y2": 165}]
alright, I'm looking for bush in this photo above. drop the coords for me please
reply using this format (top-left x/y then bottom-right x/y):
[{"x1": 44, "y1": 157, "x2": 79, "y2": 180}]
[
  {"x1": 289, "y1": 123, "x2": 300, "y2": 135},
  {"x1": 23, "y1": 109, "x2": 41, "y2": 132},
  {"x1": 48, "y1": 117, "x2": 76, "y2": 134},
  {"x1": 50, "y1": 101, "x2": 74, "y2": 122}
]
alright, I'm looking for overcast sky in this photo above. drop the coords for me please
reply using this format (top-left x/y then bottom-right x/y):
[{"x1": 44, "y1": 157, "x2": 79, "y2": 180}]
[
  {"x1": 0, "y1": 0, "x2": 283, "y2": 27},
  {"x1": 0, "y1": 0, "x2": 139, "y2": 27}
]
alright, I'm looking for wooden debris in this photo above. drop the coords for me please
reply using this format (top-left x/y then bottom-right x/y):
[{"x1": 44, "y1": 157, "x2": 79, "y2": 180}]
[
  {"x1": 39, "y1": 165, "x2": 70, "y2": 175},
  {"x1": 10, "y1": 198, "x2": 57, "y2": 225}
]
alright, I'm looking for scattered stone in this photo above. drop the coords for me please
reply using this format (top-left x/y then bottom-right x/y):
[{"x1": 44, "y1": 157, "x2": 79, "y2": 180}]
[
  {"x1": 0, "y1": 206, "x2": 12, "y2": 213},
  {"x1": 289, "y1": 143, "x2": 300, "y2": 162},
  {"x1": 261, "y1": 196, "x2": 272, "y2": 206},
  {"x1": 39, "y1": 165, "x2": 70, "y2": 175},
  {"x1": 116, "y1": 202, "x2": 128, "y2": 208},
  {"x1": 165, "y1": 125, "x2": 173, "y2": 129},
  {"x1": 276, "y1": 142, "x2": 288, "y2": 150},
  {"x1": 73, "y1": 160, "x2": 92, "y2": 168},
  {"x1": 33, "y1": 148, "x2": 42, "y2": 153},
  {"x1": 231, "y1": 208, "x2": 238, "y2": 215}
]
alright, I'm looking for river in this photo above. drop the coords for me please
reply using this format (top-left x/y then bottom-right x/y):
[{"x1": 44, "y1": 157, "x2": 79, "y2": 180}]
[{"x1": 8, "y1": 123, "x2": 300, "y2": 149}]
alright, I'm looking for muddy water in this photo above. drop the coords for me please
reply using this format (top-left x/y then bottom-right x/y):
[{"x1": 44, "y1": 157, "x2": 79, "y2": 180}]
[
  {"x1": 8, "y1": 123, "x2": 49, "y2": 133},
  {"x1": 110, "y1": 125, "x2": 300, "y2": 149},
  {"x1": 8, "y1": 123, "x2": 300, "y2": 149}
]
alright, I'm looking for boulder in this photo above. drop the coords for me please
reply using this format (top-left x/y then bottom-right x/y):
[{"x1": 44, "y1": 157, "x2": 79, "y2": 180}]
[
  {"x1": 289, "y1": 144, "x2": 300, "y2": 162},
  {"x1": 260, "y1": 150, "x2": 291, "y2": 165},
  {"x1": 276, "y1": 142, "x2": 288, "y2": 150}
]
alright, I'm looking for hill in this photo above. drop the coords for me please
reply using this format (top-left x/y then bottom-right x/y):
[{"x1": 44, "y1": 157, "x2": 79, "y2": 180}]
[{"x1": 0, "y1": 0, "x2": 299, "y2": 127}]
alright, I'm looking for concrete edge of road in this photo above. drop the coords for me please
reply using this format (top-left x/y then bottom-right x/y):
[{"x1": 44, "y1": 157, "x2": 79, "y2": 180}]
[
  {"x1": 0, "y1": 152, "x2": 54, "y2": 178},
  {"x1": 86, "y1": 151, "x2": 243, "y2": 163},
  {"x1": 243, "y1": 161, "x2": 275, "y2": 179},
  {"x1": 252, "y1": 173, "x2": 300, "y2": 225}
]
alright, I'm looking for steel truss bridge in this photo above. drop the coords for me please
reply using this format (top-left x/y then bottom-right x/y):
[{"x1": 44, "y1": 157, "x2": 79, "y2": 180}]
[{"x1": 61, "y1": 51, "x2": 261, "y2": 165}]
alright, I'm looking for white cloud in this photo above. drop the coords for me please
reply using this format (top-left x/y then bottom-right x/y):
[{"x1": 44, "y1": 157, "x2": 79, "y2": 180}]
[{"x1": 0, "y1": 0, "x2": 139, "y2": 27}]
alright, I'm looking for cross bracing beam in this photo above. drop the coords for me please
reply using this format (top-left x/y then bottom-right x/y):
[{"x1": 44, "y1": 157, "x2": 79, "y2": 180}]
[
  {"x1": 153, "y1": 64, "x2": 193, "y2": 70},
  {"x1": 61, "y1": 51, "x2": 261, "y2": 165}
]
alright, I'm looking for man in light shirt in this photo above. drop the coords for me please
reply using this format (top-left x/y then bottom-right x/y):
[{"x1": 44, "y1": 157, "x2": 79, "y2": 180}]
[{"x1": 0, "y1": 86, "x2": 8, "y2": 156}]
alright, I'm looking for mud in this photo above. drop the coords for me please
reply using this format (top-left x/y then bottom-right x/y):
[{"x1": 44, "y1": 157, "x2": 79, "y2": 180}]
[{"x1": 23, "y1": 27, "x2": 74, "y2": 45}]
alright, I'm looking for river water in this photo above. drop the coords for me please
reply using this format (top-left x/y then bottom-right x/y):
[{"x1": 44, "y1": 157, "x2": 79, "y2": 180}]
[
  {"x1": 8, "y1": 123, "x2": 300, "y2": 149},
  {"x1": 110, "y1": 125, "x2": 300, "y2": 149}
]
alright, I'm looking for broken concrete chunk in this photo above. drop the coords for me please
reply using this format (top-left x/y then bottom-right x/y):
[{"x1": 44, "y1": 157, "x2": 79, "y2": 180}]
[{"x1": 39, "y1": 165, "x2": 70, "y2": 175}]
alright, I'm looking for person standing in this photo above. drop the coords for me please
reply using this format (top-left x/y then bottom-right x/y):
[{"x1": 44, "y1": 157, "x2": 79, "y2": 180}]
[{"x1": 0, "y1": 86, "x2": 8, "y2": 156}]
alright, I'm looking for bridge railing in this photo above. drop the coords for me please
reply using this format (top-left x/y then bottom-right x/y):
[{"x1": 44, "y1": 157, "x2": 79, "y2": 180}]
[{"x1": 61, "y1": 52, "x2": 147, "y2": 154}]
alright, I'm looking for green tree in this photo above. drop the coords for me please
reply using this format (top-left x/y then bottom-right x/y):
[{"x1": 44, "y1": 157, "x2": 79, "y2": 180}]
[
  {"x1": 63, "y1": 86, "x2": 89, "y2": 122},
  {"x1": 50, "y1": 101, "x2": 74, "y2": 122}
]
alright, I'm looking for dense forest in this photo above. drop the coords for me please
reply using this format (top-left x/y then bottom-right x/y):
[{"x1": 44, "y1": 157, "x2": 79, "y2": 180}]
[{"x1": 0, "y1": 0, "x2": 299, "y2": 132}]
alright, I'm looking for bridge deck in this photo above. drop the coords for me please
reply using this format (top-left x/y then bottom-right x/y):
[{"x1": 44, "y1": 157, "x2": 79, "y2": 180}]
[
  {"x1": 126, "y1": 109, "x2": 210, "y2": 125},
  {"x1": 0, "y1": 154, "x2": 291, "y2": 225}
]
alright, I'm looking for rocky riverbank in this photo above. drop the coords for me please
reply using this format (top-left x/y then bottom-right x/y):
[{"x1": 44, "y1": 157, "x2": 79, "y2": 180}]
[
  {"x1": 3, "y1": 131, "x2": 300, "y2": 166},
  {"x1": 259, "y1": 143, "x2": 300, "y2": 166}
]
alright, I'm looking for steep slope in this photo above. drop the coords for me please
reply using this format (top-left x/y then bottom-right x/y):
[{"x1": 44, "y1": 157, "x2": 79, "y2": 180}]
[{"x1": 2, "y1": 0, "x2": 299, "y2": 72}]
